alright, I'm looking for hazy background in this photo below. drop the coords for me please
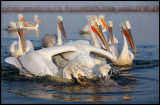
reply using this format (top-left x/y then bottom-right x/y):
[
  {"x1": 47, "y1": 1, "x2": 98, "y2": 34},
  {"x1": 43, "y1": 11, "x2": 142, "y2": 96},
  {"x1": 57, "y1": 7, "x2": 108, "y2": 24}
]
[{"x1": 2, "y1": 1, "x2": 159, "y2": 8}]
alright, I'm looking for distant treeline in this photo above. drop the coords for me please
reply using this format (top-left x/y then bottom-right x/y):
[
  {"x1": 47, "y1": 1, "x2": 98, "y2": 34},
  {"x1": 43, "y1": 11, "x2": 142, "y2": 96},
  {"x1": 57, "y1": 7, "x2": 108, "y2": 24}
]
[{"x1": 1, "y1": 5, "x2": 159, "y2": 12}]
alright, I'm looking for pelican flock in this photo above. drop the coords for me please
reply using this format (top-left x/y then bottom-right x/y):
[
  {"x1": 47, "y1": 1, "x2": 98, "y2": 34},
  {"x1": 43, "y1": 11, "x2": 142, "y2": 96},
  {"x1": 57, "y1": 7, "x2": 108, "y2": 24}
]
[
  {"x1": 7, "y1": 14, "x2": 41, "y2": 31},
  {"x1": 22, "y1": 15, "x2": 41, "y2": 30},
  {"x1": 5, "y1": 14, "x2": 136, "y2": 86}
]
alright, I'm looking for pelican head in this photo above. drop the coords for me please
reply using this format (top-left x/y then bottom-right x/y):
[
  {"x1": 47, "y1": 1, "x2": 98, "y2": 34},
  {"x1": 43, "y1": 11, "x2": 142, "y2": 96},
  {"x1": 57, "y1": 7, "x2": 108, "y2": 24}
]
[
  {"x1": 76, "y1": 73, "x2": 94, "y2": 86},
  {"x1": 34, "y1": 15, "x2": 41, "y2": 24},
  {"x1": 98, "y1": 14, "x2": 108, "y2": 32},
  {"x1": 57, "y1": 16, "x2": 67, "y2": 40},
  {"x1": 57, "y1": 15, "x2": 63, "y2": 22},
  {"x1": 89, "y1": 16, "x2": 111, "y2": 52},
  {"x1": 107, "y1": 21, "x2": 114, "y2": 44},
  {"x1": 120, "y1": 20, "x2": 136, "y2": 53},
  {"x1": 63, "y1": 67, "x2": 93, "y2": 86},
  {"x1": 99, "y1": 64, "x2": 111, "y2": 80},
  {"x1": 87, "y1": 15, "x2": 99, "y2": 26},
  {"x1": 18, "y1": 14, "x2": 24, "y2": 22}
]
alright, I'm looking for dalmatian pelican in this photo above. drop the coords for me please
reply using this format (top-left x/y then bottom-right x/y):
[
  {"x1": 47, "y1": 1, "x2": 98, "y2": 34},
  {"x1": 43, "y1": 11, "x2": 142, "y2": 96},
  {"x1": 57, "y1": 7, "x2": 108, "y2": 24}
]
[
  {"x1": 42, "y1": 15, "x2": 67, "y2": 48},
  {"x1": 7, "y1": 14, "x2": 24, "y2": 31},
  {"x1": 9, "y1": 28, "x2": 34, "y2": 57}
]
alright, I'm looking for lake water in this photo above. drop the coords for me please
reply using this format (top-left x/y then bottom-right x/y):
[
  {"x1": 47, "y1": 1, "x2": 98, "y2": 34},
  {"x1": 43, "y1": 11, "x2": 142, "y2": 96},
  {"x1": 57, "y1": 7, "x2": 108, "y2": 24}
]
[{"x1": 1, "y1": 12, "x2": 159, "y2": 104}]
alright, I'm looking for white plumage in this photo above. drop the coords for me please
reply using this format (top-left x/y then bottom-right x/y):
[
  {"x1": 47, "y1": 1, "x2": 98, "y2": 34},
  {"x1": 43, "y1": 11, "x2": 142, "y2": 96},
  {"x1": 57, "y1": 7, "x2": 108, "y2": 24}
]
[
  {"x1": 5, "y1": 45, "x2": 78, "y2": 77},
  {"x1": 9, "y1": 28, "x2": 34, "y2": 57}
]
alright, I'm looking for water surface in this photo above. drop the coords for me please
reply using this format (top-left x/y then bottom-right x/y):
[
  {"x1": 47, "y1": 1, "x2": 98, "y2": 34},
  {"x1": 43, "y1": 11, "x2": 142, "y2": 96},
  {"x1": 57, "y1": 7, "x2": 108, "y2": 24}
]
[{"x1": 1, "y1": 12, "x2": 159, "y2": 104}]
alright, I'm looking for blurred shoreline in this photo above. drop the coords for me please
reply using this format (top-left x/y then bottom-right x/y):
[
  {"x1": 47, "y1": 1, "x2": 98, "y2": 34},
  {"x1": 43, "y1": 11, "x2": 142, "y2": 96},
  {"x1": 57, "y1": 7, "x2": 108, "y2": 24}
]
[
  {"x1": 2, "y1": 5, "x2": 159, "y2": 13},
  {"x1": 1, "y1": 11, "x2": 159, "y2": 13}
]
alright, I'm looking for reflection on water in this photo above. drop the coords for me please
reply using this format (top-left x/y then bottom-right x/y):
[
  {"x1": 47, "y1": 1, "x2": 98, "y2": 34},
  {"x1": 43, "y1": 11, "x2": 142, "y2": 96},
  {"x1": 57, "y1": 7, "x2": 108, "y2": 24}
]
[
  {"x1": 5, "y1": 82, "x2": 135, "y2": 103},
  {"x1": 2, "y1": 67, "x2": 136, "y2": 103},
  {"x1": 120, "y1": 94, "x2": 135, "y2": 101}
]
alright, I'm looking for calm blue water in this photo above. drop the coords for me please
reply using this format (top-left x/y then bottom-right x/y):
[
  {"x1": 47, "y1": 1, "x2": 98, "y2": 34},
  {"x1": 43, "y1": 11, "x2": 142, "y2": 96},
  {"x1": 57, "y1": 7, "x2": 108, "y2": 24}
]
[{"x1": 1, "y1": 12, "x2": 159, "y2": 104}]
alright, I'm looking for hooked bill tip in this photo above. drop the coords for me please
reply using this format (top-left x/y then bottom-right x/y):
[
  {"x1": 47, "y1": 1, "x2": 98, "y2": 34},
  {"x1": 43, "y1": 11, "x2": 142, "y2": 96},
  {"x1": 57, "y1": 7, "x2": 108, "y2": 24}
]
[{"x1": 78, "y1": 73, "x2": 82, "y2": 77}]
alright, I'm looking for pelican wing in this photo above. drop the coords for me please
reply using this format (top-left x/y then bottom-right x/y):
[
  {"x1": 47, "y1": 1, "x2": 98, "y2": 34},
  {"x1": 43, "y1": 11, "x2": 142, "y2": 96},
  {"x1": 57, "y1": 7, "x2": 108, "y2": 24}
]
[
  {"x1": 129, "y1": 50, "x2": 134, "y2": 60},
  {"x1": 25, "y1": 22, "x2": 36, "y2": 27},
  {"x1": 37, "y1": 45, "x2": 78, "y2": 59},
  {"x1": 5, "y1": 45, "x2": 78, "y2": 77},
  {"x1": 25, "y1": 40, "x2": 34, "y2": 52},
  {"x1": 19, "y1": 45, "x2": 78, "y2": 76},
  {"x1": 109, "y1": 44, "x2": 119, "y2": 60},
  {"x1": 8, "y1": 21, "x2": 17, "y2": 30},
  {"x1": 68, "y1": 40, "x2": 90, "y2": 45},
  {"x1": 42, "y1": 34, "x2": 57, "y2": 48},
  {"x1": 84, "y1": 44, "x2": 116, "y2": 62},
  {"x1": 5, "y1": 56, "x2": 21, "y2": 69},
  {"x1": 19, "y1": 51, "x2": 58, "y2": 76},
  {"x1": 9, "y1": 41, "x2": 17, "y2": 55}
]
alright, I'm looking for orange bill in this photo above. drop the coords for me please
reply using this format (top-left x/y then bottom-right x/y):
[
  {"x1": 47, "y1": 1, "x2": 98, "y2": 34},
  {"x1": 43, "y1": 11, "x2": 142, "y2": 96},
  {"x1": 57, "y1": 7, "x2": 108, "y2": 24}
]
[
  {"x1": 18, "y1": 28, "x2": 26, "y2": 52},
  {"x1": 91, "y1": 25, "x2": 111, "y2": 53},
  {"x1": 101, "y1": 19, "x2": 108, "y2": 30},
  {"x1": 58, "y1": 21, "x2": 67, "y2": 40},
  {"x1": 123, "y1": 29, "x2": 136, "y2": 53},
  {"x1": 78, "y1": 73, "x2": 82, "y2": 77},
  {"x1": 108, "y1": 27, "x2": 114, "y2": 44}
]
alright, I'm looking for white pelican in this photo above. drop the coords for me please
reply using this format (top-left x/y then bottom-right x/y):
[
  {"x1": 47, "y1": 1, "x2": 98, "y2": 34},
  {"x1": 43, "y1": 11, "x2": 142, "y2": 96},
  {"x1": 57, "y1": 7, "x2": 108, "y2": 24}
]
[
  {"x1": 79, "y1": 14, "x2": 107, "y2": 35},
  {"x1": 61, "y1": 20, "x2": 116, "y2": 80},
  {"x1": 105, "y1": 21, "x2": 136, "y2": 66},
  {"x1": 63, "y1": 54, "x2": 112, "y2": 86},
  {"x1": 98, "y1": 14, "x2": 118, "y2": 44},
  {"x1": 22, "y1": 15, "x2": 41, "y2": 30},
  {"x1": 42, "y1": 15, "x2": 90, "y2": 68},
  {"x1": 7, "y1": 14, "x2": 24, "y2": 31},
  {"x1": 42, "y1": 16, "x2": 69, "y2": 68},
  {"x1": 5, "y1": 44, "x2": 112, "y2": 86},
  {"x1": 52, "y1": 18, "x2": 115, "y2": 83},
  {"x1": 106, "y1": 21, "x2": 118, "y2": 44},
  {"x1": 5, "y1": 45, "x2": 77, "y2": 77},
  {"x1": 113, "y1": 20, "x2": 136, "y2": 66},
  {"x1": 9, "y1": 28, "x2": 34, "y2": 57},
  {"x1": 88, "y1": 15, "x2": 120, "y2": 63},
  {"x1": 87, "y1": 15, "x2": 118, "y2": 48},
  {"x1": 88, "y1": 16, "x2": 136, "y2": 66},
  {"x1": 42, "y1": 15, "x2": 115, "y2": 83},
  {"x1": 87, "y1": 15, "x2": 111, "y2": 52},
  {"x1": 52, "y1": 16, "x2": 114, "y2": 68},
  {"x1": 42, "y1": 15, "x2": 67, "y2": 48}
]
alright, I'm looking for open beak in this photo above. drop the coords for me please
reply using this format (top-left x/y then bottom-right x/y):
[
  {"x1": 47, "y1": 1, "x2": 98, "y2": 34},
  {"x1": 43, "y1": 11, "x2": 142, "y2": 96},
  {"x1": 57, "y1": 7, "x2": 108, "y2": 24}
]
[
  {"x1": 108, "y1": 26, "x2": 114, "y2": 44},
  {"x1": 58, "y1": 21, "x2": 67, "y2": 40},
  {"x1": 18, "y1": 28, "x2": 26, "y2": 52},
  {"x1": 76, "y1": 73, "x2": 93, "y2": 86},
  {"x1": 91, "y1": 23, "x2": 111, "y2": 53},
  {"x1": 123, "y1": 29, "x2": 136, "y2": 53},
  {"x1": 101, "y1": 19, "x2": 108, "y2": 30}
]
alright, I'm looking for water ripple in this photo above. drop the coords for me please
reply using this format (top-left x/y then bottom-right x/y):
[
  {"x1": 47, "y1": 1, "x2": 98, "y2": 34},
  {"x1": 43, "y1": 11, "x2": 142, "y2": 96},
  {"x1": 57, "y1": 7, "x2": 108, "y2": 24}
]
[{"x1": 133, "y1": 59, "x2": 159, "y2": 69}]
